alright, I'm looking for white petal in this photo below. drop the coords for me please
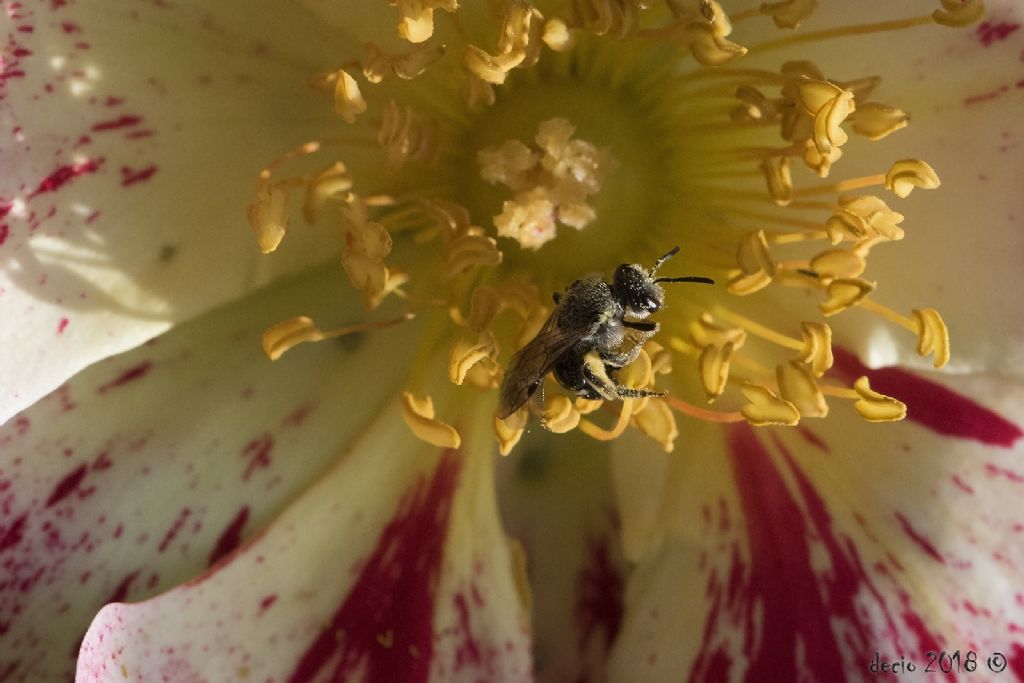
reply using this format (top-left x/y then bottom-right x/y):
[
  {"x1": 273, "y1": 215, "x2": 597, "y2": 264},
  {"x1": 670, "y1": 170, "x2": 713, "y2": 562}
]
[
  {"x1": 0, "y1": 0, "x2": 361, "y2": 423},
  {"x1": 76, "y1": 400, "x2": 531, "y2": 682},
  {"x1": 609, "y1": 368, "x2": 1024, "y2": 680},
  {"x1": 0, "y1": 264, "x2": 419, "y2": 683}
]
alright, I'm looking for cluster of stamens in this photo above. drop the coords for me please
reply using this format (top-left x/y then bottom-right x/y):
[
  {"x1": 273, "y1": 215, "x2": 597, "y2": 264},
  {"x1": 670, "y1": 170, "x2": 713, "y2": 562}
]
[{"x1": 246, "y1": 0, "x2": 977, "y2": 454}]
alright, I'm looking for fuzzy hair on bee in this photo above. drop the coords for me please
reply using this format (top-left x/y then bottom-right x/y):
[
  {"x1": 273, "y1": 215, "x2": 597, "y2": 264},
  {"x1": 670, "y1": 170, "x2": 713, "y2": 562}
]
[{"x1": 497, "y1": 246, "x2": 714, "y2": 421}]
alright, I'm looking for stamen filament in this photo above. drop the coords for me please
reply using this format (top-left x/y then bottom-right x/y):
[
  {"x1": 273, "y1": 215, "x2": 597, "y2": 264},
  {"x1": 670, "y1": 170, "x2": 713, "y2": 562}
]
[
  {"x1": 859, "y1": 298, "x2": 918, "y2": 332},
  {"x1": 792, "y1": 174, "x2": 887, "y2": 197},
  {"x1": 664, "y1": 395, "x2": 745, "y2": 423},
  {"x1": 746, "y1": 15, "x2": 934, "y2": 55},
  {"x1": 578, "y1": 400, "x2": 634, "y2": 440},
  {"x1": 819, "y1": 384, "x2": 861, "y2": 400},
  {"x1": 710, "y1": 306, "x2": 804, "y2": 351}
]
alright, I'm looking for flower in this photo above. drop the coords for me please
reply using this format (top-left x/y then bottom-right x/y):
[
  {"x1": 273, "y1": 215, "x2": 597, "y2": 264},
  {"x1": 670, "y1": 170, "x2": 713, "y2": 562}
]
[{"x1": 1, "y1": 1, "x2": 1023, "y2": 682}]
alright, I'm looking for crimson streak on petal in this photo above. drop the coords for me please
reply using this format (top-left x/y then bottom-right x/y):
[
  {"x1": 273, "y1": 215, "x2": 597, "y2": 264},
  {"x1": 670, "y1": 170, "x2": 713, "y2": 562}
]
[
  {"x1": 690, "y1": 425, "x2": 920, "y2": 682},
  {"x1": 833, "y1": 348, "x2": 1023, "y2": 447},
  {"x1": 288, "y1": 451, "x2": 461, "y2": 683}
]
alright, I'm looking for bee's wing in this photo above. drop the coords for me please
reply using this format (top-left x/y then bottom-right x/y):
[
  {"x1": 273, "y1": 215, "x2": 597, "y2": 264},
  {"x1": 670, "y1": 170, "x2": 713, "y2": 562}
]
[{"x1": 497, "y1": 315, "x2": 588, "y2": 419}]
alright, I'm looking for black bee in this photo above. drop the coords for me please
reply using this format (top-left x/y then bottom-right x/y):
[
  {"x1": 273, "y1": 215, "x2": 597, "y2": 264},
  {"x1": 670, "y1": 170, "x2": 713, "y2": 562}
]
[{"x1": 497, "y1": 246, "x2": 714, "y2": 420}]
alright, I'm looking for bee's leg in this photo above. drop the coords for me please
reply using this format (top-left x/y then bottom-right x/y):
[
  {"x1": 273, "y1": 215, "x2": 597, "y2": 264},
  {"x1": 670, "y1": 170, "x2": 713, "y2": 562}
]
[
  {"x1": 581, "y1": 352, "x2": 626, "y2": 401},
  {"x1": 585, "y1": 351, "x2": 667, "y2": 400},
  {"x1": 601, "y1": 322, "x2": 659, "y2": 369}
]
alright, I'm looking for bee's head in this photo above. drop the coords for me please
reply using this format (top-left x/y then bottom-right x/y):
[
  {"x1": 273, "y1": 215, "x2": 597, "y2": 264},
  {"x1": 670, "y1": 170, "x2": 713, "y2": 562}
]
[{"x1": 613, "y1": 263, "x2": 664, "y2": 318}]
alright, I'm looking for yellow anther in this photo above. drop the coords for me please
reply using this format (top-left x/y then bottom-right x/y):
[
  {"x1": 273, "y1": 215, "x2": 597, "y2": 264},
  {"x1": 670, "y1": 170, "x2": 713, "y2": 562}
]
[
  {"x1": 824, "y1": 212, "x2": 868, "y2": 244},
  {"x1": 885, "y1": 159, "x2": 941, "y2": 198},
  {"x1": 728, "y1": 229, "x2": 777, "y2": 295},
  {"x1": 795, "y1": 80, "x2": 854, "y2": 156},
  {"x1": 852, "y1": 103, "x2": 909, "y2": 140},
  {"x1": 620, "y1": 348, "x2": 656, "y2": 389},
  {"x1": 445, "y1": 233, "x2": 503, "y2": 277},
  {"x1": 494, "y1": 409, "x2": 528, "y2": 456},
  {"x1": 740, "y1": 383, "x2": 800, "y2": 426},
  {"x1": 576, "y1": 0, "x2": 645, "y2": 38},
  {"x1": 645, "y1": 341, "x2": 673, "y2": 375},
  {"x1": 760, "y1": 156, "x2": 793, "y2": 206},
  {"x1": 698, "y1": 342, "x2": 734, "y2": 401},
  {"x1": 401, "y1": 392, "x2": 462, "y2": 448},
  {"x1": 421, "y1": 197, "x2": 473, "y2": 235},
  {"x1": 262, "y1": 316, "x2": 324, "y2": 361},
  {"x1": 302, "y1": 162, "x2": 352, "y2": 224},
  {"x1": 633, "y1": 399, "x2": 678, "y2": 452},
  {"x1": 449, "y1": 331, "x2": 498, "y2": 385},
  {"x1": 912, "y1": 308, "x2": 950, "y2": 368},
  {"x1": 802, "y1": 139, "x2": 842, "y2": 178},
  {"x1": 540, "y1": 395, "x2": 581, "y2": 433},
  {"x1": 247, "y1": 179, "x2": 289, "y2": 254},
  {"x1": 810, "y1": 248, "x2": 866, "y2": 280},
  {"x1": 820, "y1": 277, "x2": 875, "y2": 316},
  {"x1": 365, "y1": 270, "x2": 410, "y2": 310},
  {"x1": 392, "y1": 0, "x2": 457, "y2": 43},
  {"x1": 690, "y1": 313, "x2": 747, "y2": 351},
  {"x1": 733, "y1": 85, "x2": 779, "y2": 122},
  {"x1": 362, "y1": 43, "x2": 445, "y2": 83},
  {"x1": 777, "y1": 361, "x2": 829, "y2": 417},
  {"x1": 852, "y1": 377, "x2": 907, "y2": 421},
  {"x1": 932, "y1": 0, "x2": 985, "y2": 27},
  {"x1": 464, "y1": 45, "x2": 522, "y2": 85},
  {"x1": 759, "y1": 0, "x2": 817, "y2": 29},
  {"x1": 542, "y1": 17, "x2": 575, "y2": 51},
  {"x1": 334, "y1": 70, "x2": 367, "y2": 124},
  {"x1": 378, "y1": 100, "x2": 438, "y2": 170},
  {"x1": 462, "y1": 285, "x2": 502, "y2": 331},
  {"x1": 796, "y1": 322, "x2": 833, "y2": 376},
  {"x1": 688, "y1": 25, "x2": 749, "y2": 66},
  {"x1": 838, "y1": 195, "x2": 905, "y2": 241}
]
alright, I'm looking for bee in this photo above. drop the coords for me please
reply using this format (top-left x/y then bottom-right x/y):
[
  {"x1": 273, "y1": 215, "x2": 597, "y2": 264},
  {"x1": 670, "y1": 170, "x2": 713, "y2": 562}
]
[{"x1": 497, "y1": 246, "x2": 714, "y2": 420}]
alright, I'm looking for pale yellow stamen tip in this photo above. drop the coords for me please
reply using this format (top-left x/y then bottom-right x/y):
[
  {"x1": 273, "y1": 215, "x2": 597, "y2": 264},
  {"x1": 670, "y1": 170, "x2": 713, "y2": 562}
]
[
  {"x1": 740, "y1": 383, "x2": 800, "y2": 426},
  {"x1": 728, "y1": 229, "x2": 777, "y2": 295},
  {"x1": 542, "y1": 17, "x2": 575, "y2": 51},
  {"x1": 247, "y1": 179, "x2": 289, "y2": 254},
  {"x1": 885, "y1": 159, "x2": 940, "y2": 198},
  {"x1": 334, "y1": 69, "x2": 367, "y2": 124},
  {"x1": 759, "y1": 0, "x2": 818, "y2": 29},
  {"x1": 810, "y1": 248, "x2": 866, "y2": 280},
  {"x1": 777, "y1": 360, "x2": 829, "y2": 418},
  {"x1": 449, "y1": 332, "x2": 498, "y2": 386},
  {"x1": 853, "y1": 376, "x2": 907, "y2": 421},
  {"x1": 538, "y1": 394, "x2": 582, "y2": 434},
  {"x1": 632, "y1": 399, "x2": 679, "y2": 452},
  {"x1": 796, "y1": 322, "x2": 833, "y2": 376},
  {"x1": 932, "y1": 0, "x2": 986, "y2": 27},
  {"x1": 494, "y1": 409, "x2": 528, "y2": 456},
  {"x1": 913, "y1": 307, "x2": 951, "y2": 368},
  {"x1": 303, "y1": 162, "x2": 352, "y2": 224},
  {"x1": 820, "y1": 277, "x2": 875, "y2": 316},
  {"x1": 699, "y1": 342, "x2": 734, "y2": 401},
  {"x1": 852, "y1": 103, "x2": 910, "y2": 140},
  {"x1": 401, "y1": 392, "x2": 462, "y2": 448}
]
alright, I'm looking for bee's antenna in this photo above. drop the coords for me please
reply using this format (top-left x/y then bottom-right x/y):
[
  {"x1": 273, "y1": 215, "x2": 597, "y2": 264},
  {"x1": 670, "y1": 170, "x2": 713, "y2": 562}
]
[
  {"x1": 651, "y1": 245, "x2": 681, "y2": 274},
  {"x1": 654, "y1": 276, "x2": 715, "y2": 285}
]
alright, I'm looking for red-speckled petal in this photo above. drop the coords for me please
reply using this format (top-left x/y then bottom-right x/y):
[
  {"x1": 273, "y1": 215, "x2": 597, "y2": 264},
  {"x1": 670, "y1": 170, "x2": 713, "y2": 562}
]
[
  {"x1": 0, "y1": 0, "x2": 372, "y2": 424},
  {"x1": 608, "y1": 372, "x2": 1024, "y2": 681},
  {"x1": 76, "y1": 402, "x2": 531, "y2": 683},
  {"x1": 497, "y1": 432, "x2": 626, "y2": 683},
  {"x1": 0, "y1": 265, "x2": 421, "y2": 683}
]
